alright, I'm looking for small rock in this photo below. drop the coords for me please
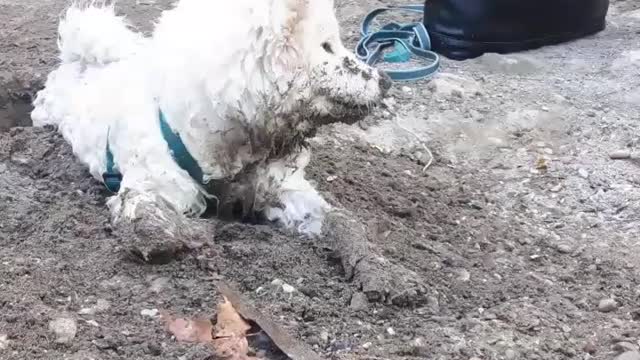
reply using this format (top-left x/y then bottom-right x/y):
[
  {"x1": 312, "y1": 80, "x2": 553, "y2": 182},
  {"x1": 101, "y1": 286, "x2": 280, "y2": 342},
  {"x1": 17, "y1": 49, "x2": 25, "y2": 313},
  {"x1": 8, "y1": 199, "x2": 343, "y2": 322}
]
[
  {"x1": 49, "y1": 316, "x2": 77, "y2": 343},
  {"x1": 140, "y1": 309, "x2": 159, "y2": 318},
  {"x1": 326, "y1": 175, "x2": 337, "y2": 182},
  {"x1": 550, "y1": 184, "x2": 563, "y2": 192},
  {"x1": 402, "y1": 86, "x2": 412, "y2": 93},
  {"x1": 0, "y1": 334, "x2": 8, "y2": 350},
  {"x1": 320, "y1": 331, "x2": 330, "y2": 344},
  {"x1": 616, "y1": 351, "x2": 640, "y2": 360},
  {"x1": 282, "y1": 283, "x2": 296, "y2": 294},
  {"x1": 362, "y1": 342, "x2": 372, "y2": 350},
  {"x1": 598, "y1": 298, "x2": 618, "y2": 313},
  {"x1": 505, "y1": 349, "x2": 518, "y2": 359},
  {"x1": 609, "y1": 150, "x2": 632, "y2": 160},
  {"x1": 456, "y1": 269, "x2": 471, "y2": 282},
  {"x1": 271, "y1": 279, "x2": 284, "y2": 287},
  {"x1": 386, "y1": 327, "x2": 396, "y2": 336},
  {"x1": 578, "y1": 168, "x2": 589, "y2": 178},
  {"x1": 557, "y1": 244, "x2": 573, "y2": 254},
  {"x1": 349, "y1": 292, "x2": 369, "y2": 311},
  {"x1": 614, "y1": 342, "x2": 639, "y2": 353}
]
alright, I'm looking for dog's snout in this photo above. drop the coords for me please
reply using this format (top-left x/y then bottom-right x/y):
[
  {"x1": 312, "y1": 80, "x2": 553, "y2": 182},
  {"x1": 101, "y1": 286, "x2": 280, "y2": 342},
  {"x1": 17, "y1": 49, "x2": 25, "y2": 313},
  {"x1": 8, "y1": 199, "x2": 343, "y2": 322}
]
[{"x1": 378, "y1": 70, "x2": 393, "y2": 93}]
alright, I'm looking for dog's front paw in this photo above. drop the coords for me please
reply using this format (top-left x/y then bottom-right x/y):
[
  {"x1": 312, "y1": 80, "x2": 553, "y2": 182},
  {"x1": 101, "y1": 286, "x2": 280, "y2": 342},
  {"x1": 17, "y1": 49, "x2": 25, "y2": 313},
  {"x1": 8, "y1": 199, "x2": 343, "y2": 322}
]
[
  {"x1": 112, "y1": 193, "x2": 213, "y2": 264},
  {"x1": 323, "y1": 210, "x2": 428, "y2": 307}
]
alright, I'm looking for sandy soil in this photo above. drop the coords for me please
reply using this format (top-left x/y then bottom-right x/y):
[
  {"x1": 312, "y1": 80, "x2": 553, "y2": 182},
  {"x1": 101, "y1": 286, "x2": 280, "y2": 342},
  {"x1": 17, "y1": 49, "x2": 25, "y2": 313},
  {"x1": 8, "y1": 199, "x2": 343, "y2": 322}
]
[{"x1": 2, "y1": 0, "x2": 640, "y2": 359}]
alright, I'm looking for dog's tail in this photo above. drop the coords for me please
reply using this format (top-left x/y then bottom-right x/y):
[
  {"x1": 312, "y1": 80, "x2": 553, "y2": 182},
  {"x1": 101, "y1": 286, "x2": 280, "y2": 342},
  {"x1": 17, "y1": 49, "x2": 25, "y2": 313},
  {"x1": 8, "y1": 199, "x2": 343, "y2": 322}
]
[{"x1": 57, "y1": 4, "x2": 144, "y2": 66}]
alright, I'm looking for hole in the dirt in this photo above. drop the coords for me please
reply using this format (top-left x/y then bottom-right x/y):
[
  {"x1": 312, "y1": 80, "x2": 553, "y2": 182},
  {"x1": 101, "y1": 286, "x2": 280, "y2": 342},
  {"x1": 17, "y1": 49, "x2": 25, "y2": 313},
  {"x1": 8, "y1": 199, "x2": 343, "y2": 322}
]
[{"x1": 0, "y1": 91, "x2": 34, "y2": 131}]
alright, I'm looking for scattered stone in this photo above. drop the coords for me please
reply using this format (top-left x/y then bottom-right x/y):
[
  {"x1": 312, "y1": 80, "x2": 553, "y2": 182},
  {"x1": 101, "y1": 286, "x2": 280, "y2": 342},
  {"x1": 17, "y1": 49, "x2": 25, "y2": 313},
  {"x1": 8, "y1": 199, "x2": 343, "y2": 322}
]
[
  {"x1": 386, "y1": 327, "x2": 396, "y2": 336},
  {"x1": 271, "y1": 279, "x2": 284, "y2": 287},
  {"x1": 401, "y1": 86, "x2": 412, "y2": 93},
  {"x1": 578, "y1": 168, "x2": 589, "y2": 178},
  {"x1": 282, "y1": 283, "x2": 296, "y2": 294},
  {"x1": 0, "y1": 334, "x2": 8, "y2": 350},
  {"x1": 614, "y1": 342, "x2": 638, "y2": 353},
  {"x1": 557, "y1": 244, "x2": 573, "y2": 254},
  {"x1": 456, "y1": 268, "x2": 471, "y2": 282},
  {"x1": 616, "y1": 351, "x2": 640, "y2": 360},
  {"x1": 140, "y1": 309, "x2": 159, "y2": 318},
  {"x1": 349, "y1": 292, "x2": 369, "y2": 311},
  {"x1": 362, "y1": 342, "x2": 372, "y2": 350},
  {"x1": 598, "y1": 298, "x2": 618, "y2": 313},
  {"x1": 505, "y1": 349, "x2": 518, "y2": 359},
  {"x1": 49, "y1": 316, "x2": 77, "y2": 343},
  {"x1": 609, "y1": 150, "x2": 632, "y2": 160},
  {"x1": 550, "y1": 184, "x2": 563, "y2": 192},
  {"x1": 326, "y1": 175, "x2": 337, "y2": 182},
  {"x1": 320, "y1": 331, "x2": 330, "y2": 345}
]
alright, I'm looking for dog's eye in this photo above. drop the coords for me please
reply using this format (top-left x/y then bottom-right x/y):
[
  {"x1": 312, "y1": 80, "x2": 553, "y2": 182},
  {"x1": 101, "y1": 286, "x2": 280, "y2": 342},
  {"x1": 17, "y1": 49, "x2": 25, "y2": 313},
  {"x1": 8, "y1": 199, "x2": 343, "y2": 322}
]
[{"x1": 321, "y1": 42, "x2": 334, "y2": 54}]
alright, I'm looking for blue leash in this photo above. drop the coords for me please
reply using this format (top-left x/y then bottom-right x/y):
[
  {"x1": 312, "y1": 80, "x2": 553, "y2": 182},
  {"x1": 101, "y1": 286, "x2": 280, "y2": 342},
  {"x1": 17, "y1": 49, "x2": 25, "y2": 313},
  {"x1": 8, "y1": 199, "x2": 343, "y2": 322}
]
[
  {"x1": 102, "y1": 110, "x2": 204, "y2": 193},
  {"x1": 356, "y1": 5, "x2": 440, "y2": 81}
]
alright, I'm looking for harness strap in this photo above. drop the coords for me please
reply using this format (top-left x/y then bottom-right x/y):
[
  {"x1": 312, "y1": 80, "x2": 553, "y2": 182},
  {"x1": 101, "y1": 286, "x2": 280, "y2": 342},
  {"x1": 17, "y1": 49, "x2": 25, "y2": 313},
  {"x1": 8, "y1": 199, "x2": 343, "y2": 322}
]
[
  {"x1": 355, "y1": 5, "x2": 440, "y2": 81},
  {"x1": 101, "y1": 110, "x2": 204, "y2": 193}
]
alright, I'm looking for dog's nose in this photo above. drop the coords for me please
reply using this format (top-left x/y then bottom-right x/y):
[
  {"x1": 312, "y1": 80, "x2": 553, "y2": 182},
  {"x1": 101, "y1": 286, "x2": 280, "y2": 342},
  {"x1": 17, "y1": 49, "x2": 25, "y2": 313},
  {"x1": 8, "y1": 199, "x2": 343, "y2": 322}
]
[{"x1": 378, "y1": 70, "x2": 393, "y2": 93}]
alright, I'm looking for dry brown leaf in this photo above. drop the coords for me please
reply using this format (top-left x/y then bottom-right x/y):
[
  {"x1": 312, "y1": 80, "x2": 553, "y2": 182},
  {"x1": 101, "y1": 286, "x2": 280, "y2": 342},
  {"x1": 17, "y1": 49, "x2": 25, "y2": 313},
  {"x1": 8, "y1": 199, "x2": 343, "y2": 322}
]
[
  {"x1": 212, "y1": 297, "x2": 256, "y2": 359},
  {"x1": 160, "y1": 311, "x2": 213, "y2": 343}
]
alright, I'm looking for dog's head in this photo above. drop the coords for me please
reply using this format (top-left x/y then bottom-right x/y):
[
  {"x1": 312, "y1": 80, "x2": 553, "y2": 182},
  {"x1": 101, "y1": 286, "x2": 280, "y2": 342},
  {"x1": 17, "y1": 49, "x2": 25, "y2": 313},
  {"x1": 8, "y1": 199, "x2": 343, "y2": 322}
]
[{"x1": 272, "y1": 0, "x2": 391, "y2": 122}]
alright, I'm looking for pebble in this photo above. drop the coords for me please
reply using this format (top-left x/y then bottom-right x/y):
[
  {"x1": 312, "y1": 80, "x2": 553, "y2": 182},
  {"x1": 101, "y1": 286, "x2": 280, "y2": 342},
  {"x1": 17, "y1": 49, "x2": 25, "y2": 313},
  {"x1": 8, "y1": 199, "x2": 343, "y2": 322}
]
[
  {"x1": 140, "y1": 309, "x2": 159, "y2": 318},
  {"x1": 598, "y1": 298, "x2": 618, "y2": 313},
  {"x1": 616, "y1": 351, "x2": 640, "y2": 360},
  {"x1": 456, "y1": 269, "x2": 471, "y2": 282},
  {"x1": 282, "y1": 283, "x2": 296, "y2": 294},
  {"x1": 326, "y1": 175, "x2": 337, "y2": 182},
  {"x1": 614, "y1": 342, "x2": 638, "y2": 353},
  {"x1": 402, "y1": 86, "x2": 412, "y2": 93},
  {"x1": 550, "y1": 184, "x2": 563, "y2": 192},
  {"x1": 0, "y1": 334, "x2": 8, "y2": 350},
  {"x1": 386, "y1": 327, "x2": 396, "y2": 336},
  {"x1": 320, "y1": 331, "x2": 329, "y2": 344},
  {"x1": 557, "y1": 244, "x2": 573, "y2": 254},
  {"x1": 49, "y1": 316, "x2": 77, "y2": 343},
  {"x1": 362, "y1": 342, "x2": 372, "y2": 350},
  {"x1": 271, "y1": 279, "x2": 284, "y2": 287},
  {"x1": 505, "y1": 349, "x2": 518, "y2": 359},
  {"x1": 349, "y1": 292, "x2": 369, "y2": 311},
  {"x1": 578, "y1": 168, "x2": 589, "y2": 178},
  {"x1": 609, "y1": 150, "x2": 632, "y2": 160}
]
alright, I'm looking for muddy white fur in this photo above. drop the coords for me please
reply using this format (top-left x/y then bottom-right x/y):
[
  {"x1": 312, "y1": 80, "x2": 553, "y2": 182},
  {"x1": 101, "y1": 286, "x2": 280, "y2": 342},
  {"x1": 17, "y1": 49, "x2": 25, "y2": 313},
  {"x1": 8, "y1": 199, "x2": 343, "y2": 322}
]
[{"x1": 31, "y1": 0, "x2": 390, "y2": 235}]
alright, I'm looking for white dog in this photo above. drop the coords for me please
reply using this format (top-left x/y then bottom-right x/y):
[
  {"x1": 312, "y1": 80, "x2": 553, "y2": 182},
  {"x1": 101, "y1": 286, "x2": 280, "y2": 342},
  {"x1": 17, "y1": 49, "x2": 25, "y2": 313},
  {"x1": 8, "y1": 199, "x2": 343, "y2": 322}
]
[{"x1": 32, "y1": 0, "x2": 390, "y2": 252}]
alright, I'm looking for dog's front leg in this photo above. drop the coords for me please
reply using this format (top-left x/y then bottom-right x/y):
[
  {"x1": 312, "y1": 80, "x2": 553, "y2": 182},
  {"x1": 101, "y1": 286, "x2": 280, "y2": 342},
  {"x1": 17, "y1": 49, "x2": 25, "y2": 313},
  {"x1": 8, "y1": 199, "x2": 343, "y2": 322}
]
[
  {"x1": 107, "y1": 189, "x2": 213, "y2": 264},
  {"x1": 322, "y1": 209, "x2": 429, "y2": 307}
]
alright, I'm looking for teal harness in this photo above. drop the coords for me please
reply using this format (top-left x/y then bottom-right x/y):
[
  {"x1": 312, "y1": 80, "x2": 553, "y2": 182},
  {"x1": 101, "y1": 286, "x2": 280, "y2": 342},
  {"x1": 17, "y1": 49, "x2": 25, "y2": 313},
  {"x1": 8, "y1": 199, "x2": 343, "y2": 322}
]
[{"x1": 102, "y1": 110, "x2": 204, "y2": 193}]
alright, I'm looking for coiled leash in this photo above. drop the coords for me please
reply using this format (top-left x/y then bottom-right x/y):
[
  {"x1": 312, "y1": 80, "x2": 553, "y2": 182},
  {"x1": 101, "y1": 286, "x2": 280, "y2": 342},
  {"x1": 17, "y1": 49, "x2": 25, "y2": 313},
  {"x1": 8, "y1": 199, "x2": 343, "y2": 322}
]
[{"x1": 356, "y1": 5, "x2": 440, "y2": 81}]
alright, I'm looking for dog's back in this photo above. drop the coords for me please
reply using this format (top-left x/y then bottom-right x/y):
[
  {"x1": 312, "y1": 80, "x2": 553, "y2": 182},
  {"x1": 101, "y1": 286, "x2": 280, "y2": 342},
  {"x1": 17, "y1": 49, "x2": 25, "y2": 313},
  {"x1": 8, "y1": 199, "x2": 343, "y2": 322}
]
[{"x1": 31, "y1": 5, "x2": 145, "y2": 128}]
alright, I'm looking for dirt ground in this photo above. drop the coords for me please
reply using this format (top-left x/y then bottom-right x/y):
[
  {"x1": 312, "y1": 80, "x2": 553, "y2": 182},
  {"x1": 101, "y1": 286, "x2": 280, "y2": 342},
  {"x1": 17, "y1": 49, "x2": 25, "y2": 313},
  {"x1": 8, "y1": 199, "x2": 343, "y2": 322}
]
[{"x1": 2, "y1": 0, "x2": 640, "y2": 359}]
